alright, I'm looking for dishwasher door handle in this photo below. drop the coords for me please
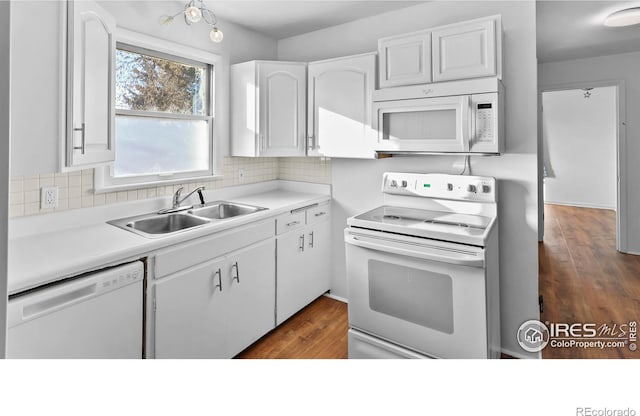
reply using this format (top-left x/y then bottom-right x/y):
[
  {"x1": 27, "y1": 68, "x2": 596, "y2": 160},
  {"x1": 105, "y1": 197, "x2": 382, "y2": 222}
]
[{"x1": 22, "y1": 284, "x2": 98, "y2": 319}]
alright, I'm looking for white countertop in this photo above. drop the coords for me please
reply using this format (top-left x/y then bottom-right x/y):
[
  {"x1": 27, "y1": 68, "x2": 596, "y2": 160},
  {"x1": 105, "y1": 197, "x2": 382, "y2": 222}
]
[{"x1": 8, "y1": 181, "x2": 331, "y2": 295}]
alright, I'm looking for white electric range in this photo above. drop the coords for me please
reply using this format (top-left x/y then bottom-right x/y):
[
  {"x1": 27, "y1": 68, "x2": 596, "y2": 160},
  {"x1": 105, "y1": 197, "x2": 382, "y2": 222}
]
[{"x1": 345, "y1": 172, "x2": 501, "y2": 359}]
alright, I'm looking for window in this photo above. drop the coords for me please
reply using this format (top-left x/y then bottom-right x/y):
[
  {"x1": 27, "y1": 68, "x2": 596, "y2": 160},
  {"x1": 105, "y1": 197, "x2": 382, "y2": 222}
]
[{"x1": 96, "y1": 31, "x2": 220, "y2": 191}]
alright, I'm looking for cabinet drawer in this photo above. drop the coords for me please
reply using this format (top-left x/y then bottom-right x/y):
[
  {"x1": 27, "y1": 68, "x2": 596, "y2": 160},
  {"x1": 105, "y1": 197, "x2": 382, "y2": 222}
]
[
  {"x1": 276, "y1": 211, "x2": 306, "y2": 235},
  {"x1": 154, "y1": 219, "x2": 275, "y2": 279},
  {"x1": 306, "y1": 203, "x2": 331, "y2": 226}
]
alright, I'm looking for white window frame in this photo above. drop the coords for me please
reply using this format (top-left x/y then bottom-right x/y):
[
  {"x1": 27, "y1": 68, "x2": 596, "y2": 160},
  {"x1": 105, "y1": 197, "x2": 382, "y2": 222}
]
[{"x1": 95, "y1": 28, "x2": 223, "y2": 192}]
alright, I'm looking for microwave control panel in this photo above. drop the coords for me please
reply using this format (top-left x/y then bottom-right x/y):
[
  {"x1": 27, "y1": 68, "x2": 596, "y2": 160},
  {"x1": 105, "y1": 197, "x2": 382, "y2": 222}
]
[{"x1": 475, "y1": 103, "x2": 494, "y2": 142}]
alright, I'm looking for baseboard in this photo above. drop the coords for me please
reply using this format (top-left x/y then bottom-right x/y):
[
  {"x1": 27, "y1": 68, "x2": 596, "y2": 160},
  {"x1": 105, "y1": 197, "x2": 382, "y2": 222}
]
[
  {"x1": 544, "y1": 201, "x2": 616, "y2": 211},
  {"x1": 501, "y1": 347, "x2": 540, "y2": 359},
  {"x1": 324, "y1": 292, "x2": 348, "y2": 304}
]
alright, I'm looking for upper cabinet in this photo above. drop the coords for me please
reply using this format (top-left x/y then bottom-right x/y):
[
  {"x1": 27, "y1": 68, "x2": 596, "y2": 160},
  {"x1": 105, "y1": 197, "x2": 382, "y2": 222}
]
[
  {"x1": 231, "y1": 61, "x2": 307, "y2": 157},
  {"x1": 378, "y1": 16, "x2": 502, "y2": 88},
  {"x1": 307, "y1": 53, "x2": 377, "y2": 159},
  {"x1": 432, "y1": 18, "x2": 500, "y2": 82},
  {"x1": 378, "y1": 31, "x2": 431, "y2": 88},
  {"x1": 66, "y1": 0, "x2": 116, "y2": 168}
]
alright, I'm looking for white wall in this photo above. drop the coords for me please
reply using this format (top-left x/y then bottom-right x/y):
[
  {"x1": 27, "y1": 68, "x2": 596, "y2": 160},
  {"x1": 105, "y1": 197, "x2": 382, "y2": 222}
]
[
  {"x1": 539, "y1": 52, "x2": 639, "y2": 253},
  {"x1": 279, "y1": 1, "x2": 540, "y2": 358},
  {"x1": 10, "y1": 0, "x2": 278, "y2": 176},
  {"x1": 0, "y1": 1, "x2": 11, "y2": 358},
  {"x1": 542, "y1": 87, "x2": 617, "y2": 209}
]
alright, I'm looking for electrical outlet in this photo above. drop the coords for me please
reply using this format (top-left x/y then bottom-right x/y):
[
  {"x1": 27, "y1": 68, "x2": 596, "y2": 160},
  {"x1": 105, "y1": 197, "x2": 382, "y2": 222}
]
[
  {"x1": 41, "y1": 186, "x2": 59, "y2": 209},
  {"x1": 238, "y1": 168, "x2": 245, "y2": 182}
]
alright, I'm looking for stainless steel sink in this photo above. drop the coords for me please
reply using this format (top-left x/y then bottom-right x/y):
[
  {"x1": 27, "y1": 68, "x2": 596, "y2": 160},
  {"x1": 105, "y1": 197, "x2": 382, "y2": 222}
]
[
  {"x1": 188, "y1": 202, "x2": 267, "y2": 220},
  {"x1": 107, "y1": 201, "x2": 268, "y2": 238},
  {"x1": 108, "y1": 213, "x2": 210, "y2": 238}
]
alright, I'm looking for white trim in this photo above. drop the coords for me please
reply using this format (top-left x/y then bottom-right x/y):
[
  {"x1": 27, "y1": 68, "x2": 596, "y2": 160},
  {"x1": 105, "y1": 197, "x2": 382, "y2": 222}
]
[
  {"x1": 544, "y1": 201, "x2": 616, "y2": 211},
  {"x1": 323, "y1": 292, "x2": 348, "y2": 303},
  {"x1": 96, "y1": 28, "x2": 223, "y2": 193},
  {"x1": 539, "y1": 79, "x2": 627, "y2": 253}
]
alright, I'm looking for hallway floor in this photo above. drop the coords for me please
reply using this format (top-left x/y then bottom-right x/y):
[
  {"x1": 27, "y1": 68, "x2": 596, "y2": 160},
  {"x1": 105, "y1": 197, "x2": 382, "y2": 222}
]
[{"x1": 539, "y1": 204, "x2": 640, "y2": 358}]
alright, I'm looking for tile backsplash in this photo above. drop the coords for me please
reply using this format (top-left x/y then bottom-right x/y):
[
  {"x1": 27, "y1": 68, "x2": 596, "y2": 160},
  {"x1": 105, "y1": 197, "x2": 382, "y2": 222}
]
[{"x1": 9, "y1": 157, "x2": 331, "y2": 218}]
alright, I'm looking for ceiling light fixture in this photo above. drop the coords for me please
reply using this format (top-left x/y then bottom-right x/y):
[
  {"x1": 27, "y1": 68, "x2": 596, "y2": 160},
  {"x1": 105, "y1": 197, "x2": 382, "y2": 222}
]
[
  {"x1": 161, "y1": 0, "x2": 224, "y2": 43},
  {"x1": 582, "y1": 88, "x2": 593, "y2": 99},
  {"x1": 604, "y1": 7, "x2": 640, "y2": 27}
]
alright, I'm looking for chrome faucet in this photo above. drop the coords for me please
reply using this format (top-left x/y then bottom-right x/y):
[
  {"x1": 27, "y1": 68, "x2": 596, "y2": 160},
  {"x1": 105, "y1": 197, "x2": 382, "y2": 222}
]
[{"x1": 158, "y1": 186, "x2": 206, "y2": 214}]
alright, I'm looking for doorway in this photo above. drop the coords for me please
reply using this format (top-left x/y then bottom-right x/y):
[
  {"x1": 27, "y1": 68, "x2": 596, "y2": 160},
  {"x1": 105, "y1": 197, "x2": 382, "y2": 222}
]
[{"x1": 538, "y1": 81, "x2": 627, "y2": 253}]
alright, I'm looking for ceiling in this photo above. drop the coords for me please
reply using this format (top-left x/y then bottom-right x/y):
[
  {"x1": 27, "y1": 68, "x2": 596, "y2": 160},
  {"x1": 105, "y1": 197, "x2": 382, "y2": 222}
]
[
  {"x1": 206, "y1": 1, "x2": 425, "y2": 39},
  {"x1": 537, "y1": 1, "x2": 640, "y2": 63}
]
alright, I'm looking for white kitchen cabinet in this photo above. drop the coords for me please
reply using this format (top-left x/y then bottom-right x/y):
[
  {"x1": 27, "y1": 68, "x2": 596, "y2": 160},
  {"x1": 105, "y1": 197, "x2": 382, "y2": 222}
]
[
  {"x1": 66, "y1": 0, "x2": 116, "y2": 168},
  {"x1": 307, "y1": 53, "x2": 377, "y2": 159},
  {"x1": 378, "y1": 31, "x2": 431, "y2": 88},
  {"x1": 432, "y1": 17, "x2": 501, "y2": 82},
  {"x1": 154, "y1": 257, "x2": 227, "y2": 359},
  {"x1": 276, "y1": 203, "x2": 331, "y2": 325},
  {"x1": 224, "y1": 240, "x2": 276, "y2": 356},
  {"x1": 155, "y1": 239, "x2": 276, "y2": 358},
  {"x1": 231, "y1": 61, "x2": 307, "y2": 157}
]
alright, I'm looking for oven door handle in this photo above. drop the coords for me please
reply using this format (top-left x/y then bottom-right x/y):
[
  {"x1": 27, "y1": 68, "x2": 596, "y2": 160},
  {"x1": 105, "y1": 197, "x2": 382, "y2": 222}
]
[{"x1": 345, "y1": 234, "x2": 484, "y2": 267}]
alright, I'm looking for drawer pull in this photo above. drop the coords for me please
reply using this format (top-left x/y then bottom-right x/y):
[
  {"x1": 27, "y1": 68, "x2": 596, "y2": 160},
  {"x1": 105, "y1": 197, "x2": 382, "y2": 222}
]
[
  {"x1": 314, "y1": 211, "x2": 327, "y2": 217},
  {"x1": 287, "y1": 221, "x2": 300, "y2": 227},
  {"x1": 299, "y1": 234, "x2": 305, "y2": 252},
  {"x1": 309, "y1": 231, "x2": 314, "y2": 248},
  {"x1": 214, "y1": 269, "x2": 222, "y2": 292}
]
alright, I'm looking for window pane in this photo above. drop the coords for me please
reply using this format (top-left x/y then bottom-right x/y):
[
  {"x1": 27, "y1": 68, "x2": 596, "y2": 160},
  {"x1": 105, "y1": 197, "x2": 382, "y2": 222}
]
[
  {"x1": 113, "y1": 116, "x2": 210, "y2": 177},
  {"x1": 116, "y1": 48, "x2": 207, "y2": 115}
]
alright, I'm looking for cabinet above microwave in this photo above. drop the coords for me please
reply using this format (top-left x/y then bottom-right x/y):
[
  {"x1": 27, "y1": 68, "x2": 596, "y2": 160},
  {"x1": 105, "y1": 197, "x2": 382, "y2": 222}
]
[{"x1": 372, "y1": 78, "x2": 504, "y2": 155}]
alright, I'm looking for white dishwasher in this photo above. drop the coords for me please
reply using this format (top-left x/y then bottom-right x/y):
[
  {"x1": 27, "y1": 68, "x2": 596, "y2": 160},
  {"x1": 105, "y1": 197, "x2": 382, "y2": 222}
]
[{"x1": 7, "y1": 261, "x2": 144, "y2": 359}]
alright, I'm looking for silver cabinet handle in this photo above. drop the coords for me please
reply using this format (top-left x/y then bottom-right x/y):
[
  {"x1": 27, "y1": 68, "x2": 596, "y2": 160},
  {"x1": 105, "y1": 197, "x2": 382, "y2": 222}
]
[
  {"x1": 232, "y1": 262, "x2": 240, "y2": 283},
  {"x1": 314, "y1": 211, "x2": 327, "y2": 217},
  {"x1": 287, "y1": 220, "x2": 300, "y2": 227},
  {"x1": 214, "y1": 268, "x2": 222, "y2": 292},
  {"x1": 73, "y1": 123, "x2": 86, "y2": 154},
  {"x1": 299, "y1": 234, "x2": 305, "y2": 252},
  {"x1": 309, "y1": 231, "x2": 314, "y2": 248},
  {"x1": 307, "y1": 135, "x2": 314, "y2": 150},
  {"x1": 422, "y1": 89, "x2": 433, "y2": 95}
]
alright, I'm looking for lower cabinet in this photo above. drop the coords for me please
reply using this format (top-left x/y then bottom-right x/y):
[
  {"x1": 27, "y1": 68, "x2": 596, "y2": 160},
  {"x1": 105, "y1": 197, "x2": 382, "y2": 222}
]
[
  {"x1": 154, "y1": 239, "x2": 275, "y2": 358},
  {"x1": 276, "y1": 206, "x2": 331, "y2": 325}
]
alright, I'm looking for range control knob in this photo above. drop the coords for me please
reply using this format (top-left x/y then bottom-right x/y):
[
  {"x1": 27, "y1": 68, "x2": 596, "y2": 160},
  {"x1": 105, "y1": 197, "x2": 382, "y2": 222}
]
[
  {"x1": 467, "y1": 184, "x2": 477, "y2": 193},
  {"x1": 482, "y1": 185, "x2": 491, "y2": 193},
  {"x1": 446, "y1": 183, "x2": 453, "y2": 191},
  {"x1": 401, "y1": 180, "x2": 408, "y2": 188},
  {"x1": 390, "y1": 180, "x2": 398, "y2": 187}
]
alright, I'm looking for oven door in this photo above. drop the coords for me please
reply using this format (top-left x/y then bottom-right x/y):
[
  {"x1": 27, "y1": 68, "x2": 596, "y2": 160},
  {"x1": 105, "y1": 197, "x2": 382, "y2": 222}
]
[
  {"x1": 372, "y1": 95, "x2": 470, "y2": 152},
  {"x1": 345, "y1": 229, "x2": 488, "y2": 358}
]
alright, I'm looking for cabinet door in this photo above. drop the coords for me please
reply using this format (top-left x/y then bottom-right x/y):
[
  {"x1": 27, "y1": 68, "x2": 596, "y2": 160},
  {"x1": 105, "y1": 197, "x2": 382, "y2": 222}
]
[
  {"x1": 432, "y1": 19, "x2": 496, "y2": 82},
  {"x1": 305, "y1": 220, "x2": 331, "y2": 305},
  {"x1": 276, "y1": 230, "x2": 309, "y2": 325},
  {"x1": 155, "y1": 257, "x2": 227, "y2": 358},
  {"x1": 378, "y1": 32, "x2": 431, "y2": 88},
  {"x1": 67, "y1": 0, "x2": 116, "y2": 167},
  {"x1": 308, "y1": 53, "x2": 376, "y2": 159},
  {"x1": 224, "y1": 239, "x2": 276, "y2": 356},
  {"x1": 258, "y1": 62, "x2": 306, "y2": 157}
]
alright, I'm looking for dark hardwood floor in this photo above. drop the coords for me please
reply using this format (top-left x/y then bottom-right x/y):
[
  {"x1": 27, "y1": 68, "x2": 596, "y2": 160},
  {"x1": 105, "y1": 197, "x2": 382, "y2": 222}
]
[
  {"x1": 539, "y1": 204, "x2": 640, "y2": 358},
  {"x1": 237, "y1": 296, "x2": 348, "y2": 359}
]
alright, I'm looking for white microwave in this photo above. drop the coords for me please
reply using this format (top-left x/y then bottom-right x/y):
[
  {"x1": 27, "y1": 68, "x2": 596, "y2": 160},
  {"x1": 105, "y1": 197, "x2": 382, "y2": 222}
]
[{"x1": 372, "y1": 78, "x2": 504, "y2": 154}]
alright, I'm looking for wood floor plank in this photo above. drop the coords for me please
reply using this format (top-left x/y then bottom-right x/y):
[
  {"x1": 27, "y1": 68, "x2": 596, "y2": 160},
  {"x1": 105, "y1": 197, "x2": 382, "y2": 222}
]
[
  {"x1": 539, "y1": 204, "x2": 640, "y2": 359},
  {"x1": 236, "y1": 296, "x2": 348, "y2": 359}
]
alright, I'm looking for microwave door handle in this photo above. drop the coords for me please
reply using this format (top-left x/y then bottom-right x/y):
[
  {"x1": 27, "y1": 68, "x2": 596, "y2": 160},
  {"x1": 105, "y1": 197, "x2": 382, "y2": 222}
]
[
  {"x1": 462, "y1": 95, "x2": 471, "y2": 152},
  {"x1": 345, "y1": 234, "x2": 484, "y2": 267}
]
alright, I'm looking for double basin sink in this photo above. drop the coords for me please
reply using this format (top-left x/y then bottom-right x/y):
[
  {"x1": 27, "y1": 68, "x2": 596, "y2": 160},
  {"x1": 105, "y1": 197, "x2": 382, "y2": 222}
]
[{"x1": 108, "y1": 201, "x2": 268, "y2": 238}]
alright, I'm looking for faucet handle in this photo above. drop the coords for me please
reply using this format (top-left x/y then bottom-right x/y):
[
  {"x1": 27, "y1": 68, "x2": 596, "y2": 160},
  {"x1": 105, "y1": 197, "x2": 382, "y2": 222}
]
[{"x1": 173, "y1": 187, "x2": 184, "y2": 205}]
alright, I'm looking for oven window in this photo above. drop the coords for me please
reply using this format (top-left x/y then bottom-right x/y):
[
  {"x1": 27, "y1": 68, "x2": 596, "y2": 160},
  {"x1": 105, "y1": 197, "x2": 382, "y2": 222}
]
[
  {"x1": 383, "y1": 109, "x2": 457, "y2": 141},
  {"x1": 368, "y1": 260, "x2": 454, "y2": 334}
]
